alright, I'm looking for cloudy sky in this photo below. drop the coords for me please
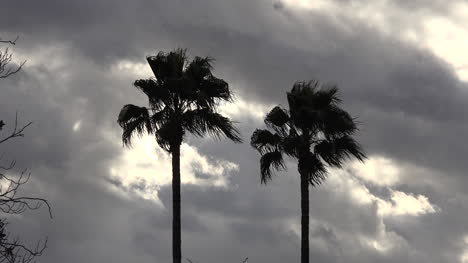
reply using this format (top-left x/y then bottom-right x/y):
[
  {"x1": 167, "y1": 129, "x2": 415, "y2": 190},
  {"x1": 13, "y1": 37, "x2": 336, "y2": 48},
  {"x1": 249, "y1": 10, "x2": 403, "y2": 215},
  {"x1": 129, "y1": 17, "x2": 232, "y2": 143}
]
[{"x1": 1, "y1": 0, "x2": 468, "y2": 262}]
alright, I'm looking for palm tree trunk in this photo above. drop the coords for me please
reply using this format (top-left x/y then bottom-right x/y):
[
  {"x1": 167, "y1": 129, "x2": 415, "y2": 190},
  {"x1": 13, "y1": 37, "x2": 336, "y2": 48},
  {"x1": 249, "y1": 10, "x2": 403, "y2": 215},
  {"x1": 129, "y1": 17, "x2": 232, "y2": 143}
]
[
  {"x1": 300, "y1": 173, "x2": 309, "y2": 263},
  {"x1": 172, "y1": 144, "x2": 181, "y2": 263}
]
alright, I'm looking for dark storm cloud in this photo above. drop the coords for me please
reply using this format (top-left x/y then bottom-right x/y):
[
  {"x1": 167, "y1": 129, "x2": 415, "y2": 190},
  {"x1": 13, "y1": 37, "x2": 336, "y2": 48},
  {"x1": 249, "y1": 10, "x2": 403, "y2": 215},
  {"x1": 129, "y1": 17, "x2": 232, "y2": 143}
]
[
  {"x1": 0, "y1": 0, "x2": 281, "y2": 65},
  {"x1": 2, "y1": 0, "x2": 468, "y2": 263},
  {"x1": 202, "y1": 10, "x2": 468, "y2": 178}
]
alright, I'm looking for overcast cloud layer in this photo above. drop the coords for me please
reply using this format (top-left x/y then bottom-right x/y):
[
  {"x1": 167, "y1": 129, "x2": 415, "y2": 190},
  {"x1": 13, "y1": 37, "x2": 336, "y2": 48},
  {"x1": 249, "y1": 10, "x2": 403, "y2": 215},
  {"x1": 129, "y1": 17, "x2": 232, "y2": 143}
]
[{"x1": 1, "y1": 0, "x2": 468, "y2": 262}]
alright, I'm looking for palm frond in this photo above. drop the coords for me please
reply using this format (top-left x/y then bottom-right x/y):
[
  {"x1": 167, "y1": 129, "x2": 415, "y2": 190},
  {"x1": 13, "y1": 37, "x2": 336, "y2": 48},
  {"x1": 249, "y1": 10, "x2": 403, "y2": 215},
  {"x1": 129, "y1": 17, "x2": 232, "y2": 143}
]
[
  {"x1": 120, "y1": 48, "x2": 243, "y2": 153},
  {"x1": 251, "y1": 79, "x2": 366, "y2": 189},
  {"x1": 182, "y1": 77, "x2": 231, "y2": 109},
  {"x1": 250, "y1": 129, "x2": 281, "y2": 154},
  {"x1": 333, "y1": 135, "x2": 366, "y2": 162},
  {"x1": 313, "y1": 83, "x2": 341, "y2": 108},
  {"x1": 287, "y1": 81, "x2": 321, "y2": 110},
  {"x1": 287, "y1": 83, "x2": 317, "y2": 131},
  {"x1": 185, "y1": 56, "x2": 214, "y2": 81},
  {"x1": 319, "y1": 105, "x2": 357, "y2": 138},
  {"x1": 133, "y1": 79, "x2": 170, "y2": 108},
  {"x1": 298, "y1": 153, "x2": 327, "y2": 186},
  {"x1": 314, "y1": 140, "x2": 339, "y2": 166},
  {"x1": 182, "y1": 109, "x2": 242, "y2": 142},
  {"x1": 281, "y1": 129, "x2": 302, "y2": 158},
  {"x1": 167, "y1": 48, "x2": 187, "y2": 77},
  {"x1": 264, "y1": 106, "x2": 289, "y2": 131},
  {"x1": 287, "y1": 81, "x2": 347, "y2": 132},
  {"x1": 146, "y1": 48, "x2": 187, "y2": 81},
  {"x1": 117, "y1": 104, "x2": 152, "y2": 146},
  {"x1": 184, "y1": 57, "x2": 232, "y2": 107},
  {"x1": 314, "y1": 135, "x2": 366, "y2": 167},
  {"x1": 155, "y1": 120, "x2": 184, "y2": 152},
  {"x1": 260, "y1": 150, "x2": 285, "y2": 184},
  {"x1": 198, "y1": 76, "x2": 232, "y2": 103},
  {"x1": 150, "y1": 106, "x2": 172, "y2": 128}
]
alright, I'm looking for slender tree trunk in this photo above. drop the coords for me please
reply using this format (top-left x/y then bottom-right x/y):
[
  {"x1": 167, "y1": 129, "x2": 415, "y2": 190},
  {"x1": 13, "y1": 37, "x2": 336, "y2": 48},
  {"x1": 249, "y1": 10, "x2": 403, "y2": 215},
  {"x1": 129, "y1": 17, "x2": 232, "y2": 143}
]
[
  {"x1": 172, "y1": 144, "x2": 181, "y2": 263},
  {"x1": 300, "y1": 172, "x2": 309, "y2": 263}
]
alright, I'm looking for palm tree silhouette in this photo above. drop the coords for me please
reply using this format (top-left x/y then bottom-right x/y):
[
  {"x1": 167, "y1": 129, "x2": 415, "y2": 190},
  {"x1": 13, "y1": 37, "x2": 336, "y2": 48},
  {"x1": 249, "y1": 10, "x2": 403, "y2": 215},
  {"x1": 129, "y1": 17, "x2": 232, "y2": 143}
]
[
  {"x1": 251, "y1": 80, "x2": 366, "y2": 263},
  {"x1": 117, "y1": 49, "x2": 242, "y2": 263}
]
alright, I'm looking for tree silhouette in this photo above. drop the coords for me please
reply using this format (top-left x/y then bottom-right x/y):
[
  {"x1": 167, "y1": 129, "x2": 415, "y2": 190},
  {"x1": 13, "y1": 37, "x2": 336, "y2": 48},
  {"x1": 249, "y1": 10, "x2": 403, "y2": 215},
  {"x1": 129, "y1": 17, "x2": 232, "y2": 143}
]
[
  {"x1": 0, "y1": 115, "x2": 51, "y2": 263},
  {"x1": 251, "y1": 80, "x2": 366, "y2": 263},
  {"x1": 1, "y1": 36, "x2": 50, "y2": 263},
  {"x1": 117, "y1": 49, "x2": 242, "y2": 263}
]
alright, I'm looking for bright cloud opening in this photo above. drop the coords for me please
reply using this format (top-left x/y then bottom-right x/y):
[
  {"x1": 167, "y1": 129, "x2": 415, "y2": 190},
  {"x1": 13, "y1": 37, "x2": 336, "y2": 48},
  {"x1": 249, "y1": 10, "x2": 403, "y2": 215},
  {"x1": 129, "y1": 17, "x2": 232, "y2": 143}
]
[
  {"x1": 72, "y1": 120, "x2": 81, "y2": 132},
  {"x1": 108, "y1": 136, "x2": 238, "y2": 202},
  {"x1": 114, "y1": 60, "x2": 153, "y2": 78},
  {"x1": 328, "y1": 157, "x2": 438, "y2": 218},
  {"x1": 219, "y1": 95, "x2": 272, "y2": 120},
  {"x1": 281, "y1": 0, "x2": 468, "y2": 81},
  {"x1": 350, "y1": 156, "x2": 400, "y2": 186},
  {"x1": 378, "y1": 191, "x2": 437, "y2": 217},
  {"x1": 461, "y1": 235, "x2": 468, "y2": 263},
  {"x1": 360, "y1": 223, "x2": 408, "y2": 254}
]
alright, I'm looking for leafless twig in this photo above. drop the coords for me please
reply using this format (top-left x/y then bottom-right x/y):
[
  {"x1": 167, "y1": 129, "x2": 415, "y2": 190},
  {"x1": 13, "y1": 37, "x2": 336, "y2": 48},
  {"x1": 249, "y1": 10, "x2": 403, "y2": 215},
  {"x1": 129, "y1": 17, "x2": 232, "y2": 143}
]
[
  {"x1": 0, "y1": 219, "x2": 47, "y2": 263},
  {"x1": 0, "y1": 110, "x2": 51, "y2": 263},
  {"x1": 0, "y1": 36, "x2": 26, "y2": 79},
  {"x1": 0, "y1": 36, "x2": 19, "y2": 46},
  {"x1": 0, "y1": 113, "x2": 33, "y2": 145}
]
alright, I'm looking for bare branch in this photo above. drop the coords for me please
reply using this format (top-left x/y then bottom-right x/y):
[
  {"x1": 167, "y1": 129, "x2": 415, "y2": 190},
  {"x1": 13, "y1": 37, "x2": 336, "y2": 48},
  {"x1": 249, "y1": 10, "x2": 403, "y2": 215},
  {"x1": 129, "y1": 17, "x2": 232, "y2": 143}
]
[
  {"x1": 0, "y1": 61, "x2": 25, "y2": 79},
  {"x1": 0, "y1": 37, "x2": 26, "y2": 79},
  {"x1": 0, "y1": 161, "x2": 51, "y2": 263},
  {"x1": 0, "y1": 36, "x2": 19, "y2": 46},
  {"x1": 0, "y1": 166, "x2": 52, "y2": 219},
  {"x1": 0, "y1": 219, "x2": 47, "y2": 263},
  {"x1": 0, "y1": 113, "x2": 33, "y2": 145},
  {"x1": 0, "y1": 110, "x2": 51, "y2": 262},
  {"x1": 1, "y1": 36, "x2": 49, "y2": 263}
]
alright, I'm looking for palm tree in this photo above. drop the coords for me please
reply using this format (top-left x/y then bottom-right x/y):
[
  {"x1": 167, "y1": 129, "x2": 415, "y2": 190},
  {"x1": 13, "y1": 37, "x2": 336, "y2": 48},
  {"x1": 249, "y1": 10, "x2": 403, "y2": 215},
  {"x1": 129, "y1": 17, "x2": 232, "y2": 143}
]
[
  {"x1": 250, "y1": 80, "x2": 366, "y2": 263},
  {"x1": 117, "y1": 49, "x2": 242, "y2": 263}
]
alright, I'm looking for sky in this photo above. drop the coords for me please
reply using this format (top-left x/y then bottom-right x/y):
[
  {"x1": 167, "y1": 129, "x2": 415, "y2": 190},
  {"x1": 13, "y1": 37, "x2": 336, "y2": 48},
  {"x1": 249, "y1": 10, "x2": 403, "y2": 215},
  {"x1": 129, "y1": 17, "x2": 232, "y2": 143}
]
[{"x1": 1, "y1": 0, "x2": 468, "y2": 262}]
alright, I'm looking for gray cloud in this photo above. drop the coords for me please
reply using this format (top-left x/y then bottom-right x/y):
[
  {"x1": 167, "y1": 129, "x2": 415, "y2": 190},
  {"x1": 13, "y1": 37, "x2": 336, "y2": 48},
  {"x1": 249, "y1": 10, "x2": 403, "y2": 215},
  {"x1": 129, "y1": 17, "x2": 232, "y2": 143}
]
[{"x1": 2, "y1": 0, "x2": 468, "y2": 262}]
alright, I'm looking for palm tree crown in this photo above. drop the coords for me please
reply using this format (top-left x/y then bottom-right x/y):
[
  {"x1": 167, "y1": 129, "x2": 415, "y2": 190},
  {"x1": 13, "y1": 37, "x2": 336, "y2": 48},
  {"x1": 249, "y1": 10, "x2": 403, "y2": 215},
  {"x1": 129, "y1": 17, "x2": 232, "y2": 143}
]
[
  {"x1": 251, "y1": 80, "x2": 366, "y2": 263},
  {"x1": 117, "y1": 49, "x2": 242, "y2": 263},
  {"x1": 118, "y1": 48, "x2": 242, "y2": 149},
  {"x1": 251, "y1": 80, "x2": 366, "y2": 184}
]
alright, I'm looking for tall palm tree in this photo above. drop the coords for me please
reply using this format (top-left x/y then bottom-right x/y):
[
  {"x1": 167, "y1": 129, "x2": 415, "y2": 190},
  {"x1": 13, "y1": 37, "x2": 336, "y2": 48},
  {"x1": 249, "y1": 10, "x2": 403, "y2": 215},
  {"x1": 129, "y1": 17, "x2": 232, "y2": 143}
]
[
  {"x1": 250, "y1": 80, "x2": 366, "y2": 263},
  {"x1": 117, "y1": 49, "x2": 242, "y2": 263}
]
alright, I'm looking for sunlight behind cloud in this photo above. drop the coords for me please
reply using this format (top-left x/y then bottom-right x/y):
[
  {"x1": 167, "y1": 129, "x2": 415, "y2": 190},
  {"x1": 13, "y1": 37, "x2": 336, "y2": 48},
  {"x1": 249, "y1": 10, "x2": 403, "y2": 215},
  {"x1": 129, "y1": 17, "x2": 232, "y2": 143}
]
[
  {"x1": 328, "y1": 159, "x2": 438, "y2": 218},
  {"x1": 112, "y1": 59, "x2": 273, "y2": 121},
  {"x1": 423, "y1": 14, "x2": 468, "y2": 81},
  {"x1": 462, "y1": 235, "x2": 468, "y2": 263},
  {"x1": 281, "y1": 0, "x2": 334, "y2": 11},
  {"x1": 114, "y1": 60, "x2": 153, "y2": 78},
  {"x1": 378, "y1": 191, "x2": 437, "y2": 217},
  {"x1": 219, "y1": 95, "x2": 272, "y2": 120},
  {"x1": 350, "y1": 156, "x2": 400, "y2": 186},
  {"x1": 281, "y1": 0, "x2": 468, "y2": 81},
  {"x1": 360, "y1": 223, "x2": 408, "y2": 254},
  {"x1": 107, "y1": 136, "x2": 238, "y2": 202},
  {"x1": 72, "y1": 120, "x2": 81, "y2": 132}
]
